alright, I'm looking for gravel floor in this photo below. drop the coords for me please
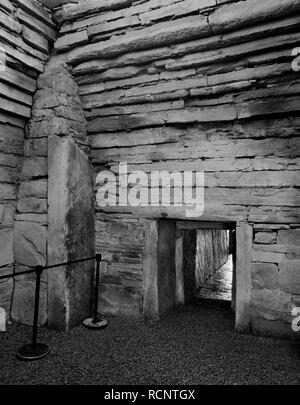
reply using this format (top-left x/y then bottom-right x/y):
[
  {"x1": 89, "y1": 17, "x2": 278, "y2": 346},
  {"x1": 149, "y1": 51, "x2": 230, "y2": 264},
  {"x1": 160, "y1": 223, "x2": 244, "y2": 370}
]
[{"x1": 0, "y1": 301, "x2": 299, "y2": 385}]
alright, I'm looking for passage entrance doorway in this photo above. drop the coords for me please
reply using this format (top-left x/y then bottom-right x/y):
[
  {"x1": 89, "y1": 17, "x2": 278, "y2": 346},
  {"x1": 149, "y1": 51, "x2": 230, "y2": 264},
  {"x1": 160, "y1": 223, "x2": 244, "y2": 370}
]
[
  {"x1": 175, "y1": 221, "x2": 236, "y2": 310},
  {"x1": 143, "y1": 219, "x2": 252, "y2": 332}
]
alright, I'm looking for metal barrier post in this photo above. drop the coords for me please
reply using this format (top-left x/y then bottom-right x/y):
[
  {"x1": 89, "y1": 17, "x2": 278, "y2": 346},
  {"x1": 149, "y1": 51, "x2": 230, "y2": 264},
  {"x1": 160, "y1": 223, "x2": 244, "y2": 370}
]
[
  {"x1": 16, "y1": 266, "x2": 50, "y2": 361},
  {"x1": 83, "y1": 254, "x2": 108, "y2": 330},
  {"x1": 93, "y1": 254, "x2": 101, "y2": 323}
]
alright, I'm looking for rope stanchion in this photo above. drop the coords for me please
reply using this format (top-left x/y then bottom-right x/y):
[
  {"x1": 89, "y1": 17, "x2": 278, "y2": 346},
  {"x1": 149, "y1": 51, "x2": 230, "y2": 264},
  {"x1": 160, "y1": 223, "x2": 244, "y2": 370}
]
[
  {"x1": 16, "y1": 266, "x2": 50, "y2": 361},
  {"x1": 2, "y1": 254, "x2": 101, "y2": 361},
  {"x1": 83, "y1": 254, "x2": 108, "y2": 330}
]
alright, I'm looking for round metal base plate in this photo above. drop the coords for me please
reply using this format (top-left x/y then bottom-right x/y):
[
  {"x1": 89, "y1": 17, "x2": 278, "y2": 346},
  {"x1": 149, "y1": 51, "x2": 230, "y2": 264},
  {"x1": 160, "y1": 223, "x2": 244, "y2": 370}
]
[
  {"x1": 82, "y1": 317, "x2": 108, "y2": 330},
  {"x1": 16, "y1": 343, "x2": 50, "y2": 361}
]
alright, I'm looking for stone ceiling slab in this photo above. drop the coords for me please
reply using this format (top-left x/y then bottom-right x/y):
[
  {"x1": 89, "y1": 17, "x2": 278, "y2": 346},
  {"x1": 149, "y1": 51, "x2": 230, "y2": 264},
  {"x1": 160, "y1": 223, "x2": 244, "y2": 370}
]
[{"x1": 39, "y1": 0, "x2": 81, "y2": 9}]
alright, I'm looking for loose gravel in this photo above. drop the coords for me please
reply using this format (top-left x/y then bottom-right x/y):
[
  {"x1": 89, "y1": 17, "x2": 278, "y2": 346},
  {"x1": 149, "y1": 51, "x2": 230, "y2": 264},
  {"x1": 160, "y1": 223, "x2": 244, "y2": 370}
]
[{"x1": 0, "y1": 301, "x2": 299, "y2": 385}]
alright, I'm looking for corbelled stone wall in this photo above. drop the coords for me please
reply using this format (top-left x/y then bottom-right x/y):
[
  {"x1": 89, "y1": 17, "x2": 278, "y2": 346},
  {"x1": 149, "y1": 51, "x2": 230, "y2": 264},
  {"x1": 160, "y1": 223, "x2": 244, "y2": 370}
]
[
  {"x1": 50, "y1": 0, "x2": 300, "y2": 337},
  {"x1": 0, "y1": 0, "x2": 54, "y2": 317},
  {"x1": 0, "y1": 1, "x2": 94, "y2": 329},
  {"x1": 0, "y1": 0, "x2": 299, "y2": 337}
]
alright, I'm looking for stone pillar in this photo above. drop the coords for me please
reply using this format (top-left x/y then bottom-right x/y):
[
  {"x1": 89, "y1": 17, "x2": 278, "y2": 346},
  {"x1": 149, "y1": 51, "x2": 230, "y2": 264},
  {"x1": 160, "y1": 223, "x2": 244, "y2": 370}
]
[
  {"x1": 44, "y1": 60, "x2": 95, "y2": 330},
  {"x1": 157, "y1": 220, "x2": 176, "y2": 315},
  {"x1": 182, "y1": 229, "x2": 197, "y2": 303},
  {"x1": 235, "y1": 222, "x2": 252, "y2": 332},
  {"x1": 175, "y1": 229, "x2": 185, "y2": 305},
  {"x1": 48, "y1": 135, "x2": 95, "y2": 330},
  {"x1": 12, "y1": 58, "x2": 95, "y2": 330},
  {"x1": 143, "y1": 220, "x2": 159, "y2": 319},
  {"x1": 143, "y1": 219, "x2": 177, "y2": 318},
  {"x1": 231, "y1": 230, "x2": 237, "y2": 312}
]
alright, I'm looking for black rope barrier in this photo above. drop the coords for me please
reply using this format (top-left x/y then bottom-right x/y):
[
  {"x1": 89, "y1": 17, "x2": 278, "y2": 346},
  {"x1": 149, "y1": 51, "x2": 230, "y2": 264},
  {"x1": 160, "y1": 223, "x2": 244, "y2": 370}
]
[
  {"x1": 2, "y1": 254, "x2": 108, "y2": 361},
  {"x1": 0, "y1": 255, "x2": 96, "y2": 281}
]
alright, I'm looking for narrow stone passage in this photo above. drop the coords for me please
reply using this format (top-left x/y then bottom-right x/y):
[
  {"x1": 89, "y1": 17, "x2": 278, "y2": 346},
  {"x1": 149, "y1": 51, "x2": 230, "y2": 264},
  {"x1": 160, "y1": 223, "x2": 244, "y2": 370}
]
[{"x1": 197, "y1": 255, "x2": 233, "y2": 302}]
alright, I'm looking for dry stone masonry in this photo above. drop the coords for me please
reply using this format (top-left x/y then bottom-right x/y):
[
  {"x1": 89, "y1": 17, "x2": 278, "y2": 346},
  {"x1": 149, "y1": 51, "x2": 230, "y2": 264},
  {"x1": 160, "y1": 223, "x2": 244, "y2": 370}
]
[
  {"x1": 12, "y1": 58, "x2": 94, "y2": 328},
  {"x1": 195, "y1": 229, "x2": 229, "y2": 287},
  {"x1": 0, "y1": 0, "x2": 54, "y2": 316},
  {"x1": 0, "y1": 0, "x2": 299, "y2": 338}
]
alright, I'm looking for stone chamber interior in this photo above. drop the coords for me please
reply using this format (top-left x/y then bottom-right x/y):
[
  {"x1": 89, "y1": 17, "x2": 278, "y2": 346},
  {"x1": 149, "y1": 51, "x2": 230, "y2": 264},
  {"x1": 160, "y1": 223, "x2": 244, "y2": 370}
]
[{"x1": 0, "y1": 0, "x2": 299, "y2": 341}]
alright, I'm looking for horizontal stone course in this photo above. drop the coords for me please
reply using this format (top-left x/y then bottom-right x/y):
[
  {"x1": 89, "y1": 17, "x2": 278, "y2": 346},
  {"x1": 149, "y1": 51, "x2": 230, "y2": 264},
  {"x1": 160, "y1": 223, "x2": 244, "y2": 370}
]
[
  {"x1": 0, "y1": 228, "x2": 14, "y2": 267},
  {"x1": 1, "y1": 0, "x2": 299, "y2": 335},
  {"x1": 278, "y1": 260, "x2": 300, "y2": 295},
  {"x1": 11, "y1": 278, "x2": 47, "y2": 325},
  {"x1": 0, "y1": 0, "x2": 54, "y2": 324},
  {"x1": 250, "y1": 288, "x2": 293, "y2": 323},
  {"x1": 13, "y1": 221, "x2": 47, "y2": 267},
  {"x1": 17, "y1": 197, "x2": 47, "y2": 214},
  {"x1": 251, "y1": 263, "x2": 279, "y2": 291},
  {"x1": 254, "y1": 232, "x2": 277, "y2": 245}
]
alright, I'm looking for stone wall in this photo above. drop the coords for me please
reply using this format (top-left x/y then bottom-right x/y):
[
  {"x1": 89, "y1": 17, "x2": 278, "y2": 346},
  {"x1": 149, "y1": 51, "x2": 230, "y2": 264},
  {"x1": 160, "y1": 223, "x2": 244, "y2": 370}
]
[
  {"x1": 0, "y1": 0, "x2": 54, "y2": 317},
  {"x1": 49, "y1": 0, "x2": 300, "y2": 336},
  {"x1": 195, "y1": 229, "x2": 229, "y2": 287},
  {"x1": 251, "y1": 226, "x2": 300, "y2": 337},
  {"x1": 96, "y1": 213, "x2": 145, "y2": 317},
  {"x1": 0, "y1": 0, "x2": 299, "y2": 337},
  {"x1": 0, "y1": 1, "x2": 94, "y2": 328}
]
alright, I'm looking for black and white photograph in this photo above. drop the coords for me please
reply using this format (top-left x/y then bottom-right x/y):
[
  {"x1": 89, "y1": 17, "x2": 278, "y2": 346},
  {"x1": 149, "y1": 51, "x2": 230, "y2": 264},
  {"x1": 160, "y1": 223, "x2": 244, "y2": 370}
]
[{"x1": 0, "y1": 0, "x2": 299, "y2": 390}]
